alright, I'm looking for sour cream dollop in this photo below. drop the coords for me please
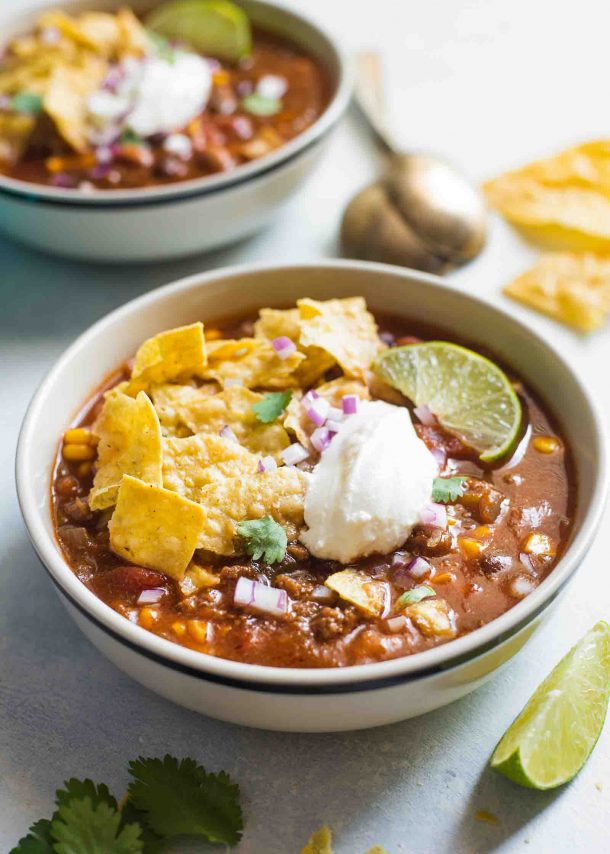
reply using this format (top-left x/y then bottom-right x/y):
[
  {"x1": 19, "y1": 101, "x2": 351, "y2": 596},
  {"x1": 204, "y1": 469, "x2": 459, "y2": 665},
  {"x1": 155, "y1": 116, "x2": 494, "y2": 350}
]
[
  {"x1": 300, "y1": 400, "x2": 438, "y2": 563},
  {"x1": 88, "y1": 52, "x2": 212, "y2": 139}
]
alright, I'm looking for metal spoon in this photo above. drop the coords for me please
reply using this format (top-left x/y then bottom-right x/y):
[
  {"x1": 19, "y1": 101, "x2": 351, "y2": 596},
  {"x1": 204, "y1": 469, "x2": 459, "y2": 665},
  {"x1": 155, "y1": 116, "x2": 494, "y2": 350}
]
[{"x1": 341, "y1": 52, "x2": 487, "y2": 272}]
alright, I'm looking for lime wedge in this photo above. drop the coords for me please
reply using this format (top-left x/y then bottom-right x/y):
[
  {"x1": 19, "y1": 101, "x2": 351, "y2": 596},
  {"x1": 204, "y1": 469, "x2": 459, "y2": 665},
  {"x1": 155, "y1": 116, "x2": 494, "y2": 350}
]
[
  {"x1": 146, "y1": 0, "x2": 252, "y2": 61},
  {"x1": 374, "y1": 342, "x2": 521, "y2": 462},
  {"x1": 491, "y1": 621, "x2": 610, "y2": 789}
]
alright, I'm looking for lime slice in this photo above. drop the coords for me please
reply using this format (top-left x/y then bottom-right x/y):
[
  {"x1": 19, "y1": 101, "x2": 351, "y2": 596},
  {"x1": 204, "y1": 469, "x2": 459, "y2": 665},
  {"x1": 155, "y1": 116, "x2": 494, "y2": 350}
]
[
  {"x1": 374, "y1": 342, "x2": 521, "y2": 462},
  {"x1": 491, "y1": 621, "x2": 610, "y2": 789},
  {"x1": 146, "y1": 0, "x2": 252, "y2": 61}
]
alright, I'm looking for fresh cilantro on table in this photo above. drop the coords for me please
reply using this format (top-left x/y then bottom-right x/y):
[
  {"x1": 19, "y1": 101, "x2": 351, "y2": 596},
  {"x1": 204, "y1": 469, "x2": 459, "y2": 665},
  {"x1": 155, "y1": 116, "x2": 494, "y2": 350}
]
[
  {"x1": 10, "y1": 755, "x2": 243, "y2": 853},
  {"x1": 431, "y1": 475, "x2": 468, "y2": 503},
  {"x1": 395, "y1": 584, "x2": 436, "y2": 610},
  {"x1": 237, "y1": 515, "x2": 287, "y2": 564},
  {"x1": 252, "y1": 390, "x2": 292, "y2": 423},
  {"x1": 128, "y1": 756, "x2": 243, "y2": 846}
]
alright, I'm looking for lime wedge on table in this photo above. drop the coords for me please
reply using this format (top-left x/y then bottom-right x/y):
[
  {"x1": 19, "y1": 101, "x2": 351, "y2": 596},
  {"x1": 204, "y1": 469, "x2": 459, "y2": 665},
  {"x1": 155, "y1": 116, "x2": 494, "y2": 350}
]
[
  {"x1": 491, "y1": 622, "x2": 610, "y2": 789},
  {"x1": 374, "y1": 342, "x2": 521, "y2": 462},
  {"x1": 146, "y1": 0, "x2": 251, "y2": 61}
]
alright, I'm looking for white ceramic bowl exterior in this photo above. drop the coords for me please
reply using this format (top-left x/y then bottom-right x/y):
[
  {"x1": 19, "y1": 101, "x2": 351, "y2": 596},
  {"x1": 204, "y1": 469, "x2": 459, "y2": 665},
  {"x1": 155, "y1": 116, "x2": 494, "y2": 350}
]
[
  {"x1": 0, "y1": 0, "x2": 350, "y2": 262},
  {"x1": 16, "y1": 262, "x2": 607, "y2": 731}
]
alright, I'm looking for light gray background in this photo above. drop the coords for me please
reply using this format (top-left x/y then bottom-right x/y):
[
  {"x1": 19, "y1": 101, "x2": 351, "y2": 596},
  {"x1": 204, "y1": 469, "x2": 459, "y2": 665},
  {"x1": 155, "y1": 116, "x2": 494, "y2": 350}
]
[{"x1": 2, "y1": 1, "x2": 610, "y2": 851}]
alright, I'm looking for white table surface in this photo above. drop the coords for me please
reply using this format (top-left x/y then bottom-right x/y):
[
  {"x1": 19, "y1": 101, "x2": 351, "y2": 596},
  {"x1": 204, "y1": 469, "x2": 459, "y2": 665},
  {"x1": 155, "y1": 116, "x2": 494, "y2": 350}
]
[{"x1": 2, "y1": 1, "x2": 610, "y2": 851}]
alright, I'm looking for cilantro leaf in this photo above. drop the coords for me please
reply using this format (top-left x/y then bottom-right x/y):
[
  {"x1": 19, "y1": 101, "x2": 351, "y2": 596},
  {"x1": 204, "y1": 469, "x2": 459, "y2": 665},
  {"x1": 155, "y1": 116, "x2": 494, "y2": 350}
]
[
  {"x1": 252, "y1": 390, "x2": 292, "y2": 423},
  {"x1": 127, "y1": 755, "x2": 243, "y2": 846},
  {"x1": 10, "y1": 819, "x2": 54, "y2": 854},
  {"x1": 236, "y1": 515, "x2": 287, "y2": 564},
  {"x1": 242, "y1": 93, "x2": 281, "y2": 116},
  {"x1": 395, "y1": 584, "x2": 436, "y2": 611},
  {"x1": 120, "y1": 128, "x2": 145, "y2": 146},
  {"x1": 146, "y1": 31, "x2": 176, "y2": 63},
  {"x1": 11, "y1": 92, "x2": 43, "y2": 114},
  {"x1": 431, "y1": 476, "x2": 468, "y2": 504},
  {"x1": 120, "y1": 800, "x2": 165, "y2": 853},
  {"x1": 55, "y1": 779, "x2": 117, "y2": 811},
  {"x1": 51, "y1": 798, "x2": 143, "y2": 854}
]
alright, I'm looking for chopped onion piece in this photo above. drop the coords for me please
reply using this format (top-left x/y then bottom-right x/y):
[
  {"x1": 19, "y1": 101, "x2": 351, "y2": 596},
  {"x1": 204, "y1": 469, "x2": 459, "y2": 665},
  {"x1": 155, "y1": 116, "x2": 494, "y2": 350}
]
[
  {"x1": 342, "y1": 394, "x2": 359, "y2": 415},
  {"x1": 302, "y1": 389, "x2": 320, "y2": 407},
  {"x1": 414, "y1": 403, "x2": 436, "y2": 426},
  {"x1": 257, "y1": 455, "x2": 278, "y2": 473},
  {"x1": 420, "y1": 502, "x2": 447, "y2": 528},
  {"x1": 384, "y1": 615, "x2": 408, "y2": 633},
  {"x1": 234, "y1": 576, "x2": 291, "y2": 616},
  {"x1": 272, "y1": 336, "x2": 297, "y2": 360},
  {"x1": 430, "y1": 446, "x2": 446, "y2": 470},
  {"x1": 306, "y1": 397, "x2": 330, "y2": 427},
  {"x1": 406, "y1": 556, "x2": 432, "y2": 579},
  {"x1": 256, "y1": 74, "x2": 288, "y2": 100},
  {"x1": 326, "y1": 419, "x2": 343, "y2": 434},
  {"x1": 223, "y1": 378, "x2": 243, "y2": 388},
  {"x1": 327, "y1": 406, "x2": 344, "y2": 422},
  {"x1": 219, "y1": 425, "x2": 239, "y2": 443},
  {"x1": 311, "y1": 426, "x2": 332, "y2": 452},
  {"x1": 509, "y1": 575, "x2": 536, "y2": 599},
  {"x1": 280, "y1": 442, "x2": 309, "y2": 466},
  {"x1": 311, "y1": 584, "x2": 336, "y2": 604},
  {"x1": 163, "y1": 133, "x2": 193, "y2": 159},
  {"x1": 137, "y1": 588, "x2": 165, "y2": 605}
]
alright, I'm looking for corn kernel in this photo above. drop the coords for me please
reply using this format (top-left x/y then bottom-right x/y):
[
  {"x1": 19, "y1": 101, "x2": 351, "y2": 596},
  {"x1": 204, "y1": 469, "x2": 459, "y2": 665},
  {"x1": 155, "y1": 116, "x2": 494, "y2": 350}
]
[
  {"x1": 77, "y1": 462, "x2": 92, "y2": 478},
  {"x1": 64, "y1": 427, "x2": 92, "y2": 445},
  {"x1": 472, "y1": 525, "x2": 492, "y2": 540},
  {"x1": 171, "y1": 620, "x2": 187, "y2": 638},
  {"x1": 204, "y1": 328, "x2": 223, "y2": 341},
  {"x1": 431, "y1": 571, "x2": 455, "y2": 585},
  {"x1": 62, "y1": 443, "x2": 95, "y2": 461},
  {"x1": 522, "y1": 532, "x2": 555, "y2": 556},
  {"x1": 138, "y1": 607, "x2": 158, "y2": 629},
  {"x1": 533, "y1": 436, "x2": 561, "y2": 454},
  {"x1": 187, "y1": 620, "x2": 209, "y2": 643},
  {"x1": 212, "y1": 69, "x2": 230, "y2": 86},
  {"x1": 459, "y1": 537, "x2": 485, "y2": 559}
]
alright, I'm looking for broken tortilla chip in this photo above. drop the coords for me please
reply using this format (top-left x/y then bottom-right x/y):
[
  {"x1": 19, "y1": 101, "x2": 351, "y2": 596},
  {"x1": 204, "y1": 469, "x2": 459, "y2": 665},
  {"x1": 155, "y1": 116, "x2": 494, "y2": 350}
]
[
  {"x1": 298, "y1": 297, "x2": 383, "y2": 380},
  {"x1": 202, "y1": 337, "x2": 304, "y2": 389},
  {"x1": 197, "y1": 466, "x2": 307, "y2": 555},
  {"x1": 484, "y1": 141, "x2": 610, "y2": 252},
  {"x1": 162, "y1": 433, "x2": 260, "y2": 502},
  {"x1": 254, "y1": 305, "x2": 336, "y2": 385},
  {"x1": 503, "y1": 252, "x2": 610, "y2": 332},
  {"x1": 43, "y1": 58, "x2": 107, "y2": 152},
  {"x1": 0, "y1": 113, "x2": 36, "y2": 167},
  {"x1": 109, "y1": 475, "x2": 205, "y2": 579},
  {"x1": 128, "y1": 323, "x2": 207, "y2": 391},
  {"x1": 284, "y1": 377, "x2": 370, "y2": 449},
  {"x1": 89, "y1": 390, "x2": 162, "y2": 510},
  {"x1": 324, "y1": 569, "x2": 386, "y2": 617}
]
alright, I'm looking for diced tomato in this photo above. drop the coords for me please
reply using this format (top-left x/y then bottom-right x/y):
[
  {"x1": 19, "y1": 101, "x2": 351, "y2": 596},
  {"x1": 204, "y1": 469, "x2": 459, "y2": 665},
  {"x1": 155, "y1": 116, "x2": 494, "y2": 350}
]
[{"x1": 91, "y1": 566, "x2": 167, "y2": 600}]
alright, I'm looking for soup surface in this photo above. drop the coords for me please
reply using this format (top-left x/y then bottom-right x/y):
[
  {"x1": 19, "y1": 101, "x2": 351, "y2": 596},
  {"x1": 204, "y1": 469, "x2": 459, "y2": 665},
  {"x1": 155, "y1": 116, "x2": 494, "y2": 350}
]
[
  {"x1": 52, "y1": 300, "x2": 574, "y2": 668},
  {"x1": 0, "y1": 5, "x2": 329, "y2": 190}
]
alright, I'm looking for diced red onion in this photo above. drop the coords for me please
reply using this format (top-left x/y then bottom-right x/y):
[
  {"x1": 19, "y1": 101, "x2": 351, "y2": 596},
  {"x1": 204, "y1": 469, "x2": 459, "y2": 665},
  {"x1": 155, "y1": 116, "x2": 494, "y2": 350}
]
[
  {"x1": 51, "y1": 172, "x2": 74, "y2": 188},
  {"x1": 311, "y1": 585, "x2": 336, "y2": 604},
  {"x1": 89, "y1": 164, "x2": 111, "y2": 180},
  {"x1": 326, "y1": 419, "x2": 343, "y2": 434},
  {"x1": 380, "y1": 331, "x2": 395, "y2": 346},
  {"x1": 384, "y1": 615, "x2": 408, "y2": 633},
  {"x1": 231, "y1": 115, "x2": 253, "y2": 139},
  {"x1": 96, "y1": 145, "x2": 115, "y2": 164},
  {"x1": 311, "y1": 426, "x2": 332, "y2": 452},
  {"x1": 306, "y1": 397, "x2": 330, "y2": 427},
  {"x1": 256, "y1": 74, "x2": 288, "y2": 100},
  {"x1": 420, "y1": 502, "x2": 447, "y2": 528},
  {"x1": 234, "y1": 576, "x2": 291, "y2": 616},
  {"x1": 257, "y1": 455, "x2": 277, "y2": 473},
  {"x1": 137, "y1": 588, "x2": 165, "y2": 605},
  {"x1": 414, "y1": 404, "x2": 436, "y2": 426},
  {"x1": 163, "y1": 133, "x2": 193, "y2": 159},
  {"x1": 327, "y1": 406, "x2": 343, "y2": 421},
  {"x1": 219, "y1": 425, "x2": 239, "y2": 443},
  {"x1": 280, "y1": 442, "x2": 309, "y2": 466},
  {"x1": 272, "y1": 336, "x2": 297, "y2": 360},
  {"x1": 0, "y1": 94, "x2": 11, "y2": 111},
  {"x1": 406, "y1": 556, "x2": 432, "y2": 579},
  {"x1": 78, "y1": 181, "x2": 95, "y2": 192},
  {"x1": 342, "y1": 394, "x2": 359, "y2": 415},
  {"x1": 430, "y1": 446, "x2": 446, "y2": 470}
]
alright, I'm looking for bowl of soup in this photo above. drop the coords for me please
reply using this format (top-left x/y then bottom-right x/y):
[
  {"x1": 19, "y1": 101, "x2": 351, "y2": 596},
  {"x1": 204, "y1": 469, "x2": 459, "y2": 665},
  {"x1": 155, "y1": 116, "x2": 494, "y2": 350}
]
[
  {"x1": 0, "y1": 0, "x2": 350, "y2": 260},
  {"x1": 16, "y1": 261, "x2": 606, "y2": 730}
]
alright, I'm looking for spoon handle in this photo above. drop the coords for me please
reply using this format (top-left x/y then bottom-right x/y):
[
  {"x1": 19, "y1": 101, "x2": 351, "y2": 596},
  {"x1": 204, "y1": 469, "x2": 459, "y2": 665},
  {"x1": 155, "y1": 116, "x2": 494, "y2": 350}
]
[{"x1": 353, "y1": 51, "x2": 399, "y2": 156}]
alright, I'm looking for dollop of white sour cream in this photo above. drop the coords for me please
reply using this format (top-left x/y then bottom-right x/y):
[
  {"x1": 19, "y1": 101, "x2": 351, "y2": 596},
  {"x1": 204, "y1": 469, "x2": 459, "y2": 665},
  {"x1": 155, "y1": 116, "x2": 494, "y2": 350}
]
[{"x1": 300, "y1": 400, "x2": 438, "y2": 563}]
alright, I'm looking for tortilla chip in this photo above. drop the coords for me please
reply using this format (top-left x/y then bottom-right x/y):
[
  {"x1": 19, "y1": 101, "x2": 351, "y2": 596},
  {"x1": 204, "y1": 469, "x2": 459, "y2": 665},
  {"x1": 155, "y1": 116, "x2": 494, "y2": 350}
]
[
  {"x1": 197, "y1": 467, "x2": 307, "y2": 555},
  {"x1": 152, "y1": 385, "x2": 290, "y2": 456},
  {"x1": 38, "y1": 10, "x2": 121, "y2": 56},
  {"x1": 300, "y1": 826, "x2": 333, "y2": 854},
  {"x1": 202, "y1": 337, "x2": 304, "y2": 389},
  {"x1": 183, "y1": 563, "x2": 220, "y2": 590},
  {"x1": 406, "y1": 599, "x2": 456, "y2": 638},
  {"x1": 149, "y1": 382, "x2": 217, "y2": 435},
  {"x1": 162, "y1": 433, "x2": 260, "y2": 502},
  {"x1": 503, "y1": 252, "x2": 610, "y2": 332},
  {"x1": 0, "y1": 114, "x2": 36, "y2": 167},
  {"x1": 484, "y1": 141, "x2": 610, "y2": 251},
  {"x1": 284, "y1": 378, "x2": 370, "y2": 449},
  {"x1": 109, "y1": 475, "x2": 205, "y2": 579},
  {"x1": 43, "y1": 58, "x2": 107, "y2": 152},
  {"x1": 254, "y1": 306, "x2": 335, "y2": 385},
  {"x1": 324, "y1": 569, "x2": 386, "y2": 617},
  {"x1": 298, "y1": 298, "x2": 383, "y2": 379},
  {"x1": 89, "y1": 390, "x2": 162, "y2": 510},
  {"x1": 129, "y1": 323, "x2": 207, "y2": 391}
]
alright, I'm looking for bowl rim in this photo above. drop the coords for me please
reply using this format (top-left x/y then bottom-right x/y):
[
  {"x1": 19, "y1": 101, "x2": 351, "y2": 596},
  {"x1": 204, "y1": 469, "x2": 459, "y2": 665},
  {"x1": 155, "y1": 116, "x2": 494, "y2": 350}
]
[
  {"x1": 16, "y1": 260, "x2": 609, "y2": 692},
  {"x1": 0, "y1": 0, "x2": 352, "y2": 208}
]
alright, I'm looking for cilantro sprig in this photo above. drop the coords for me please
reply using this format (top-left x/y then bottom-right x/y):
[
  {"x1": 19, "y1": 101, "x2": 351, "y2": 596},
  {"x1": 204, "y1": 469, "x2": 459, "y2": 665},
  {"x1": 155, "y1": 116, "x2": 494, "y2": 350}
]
[
  {"x1": 251, "y1": 390, "x2": 292, "y2": 423},
  {"x1": 11, "y1": 92, "x2": 43, "y2": 115},
  {"x1": 237, "y1": 515, "x2": 287, "y2": 564},
  {"x1": 431, "y1": 475, "x2": 468, "y2": 504},
  {"x1": 11, "y1": 756, "x2": 243, "y2": 853}
]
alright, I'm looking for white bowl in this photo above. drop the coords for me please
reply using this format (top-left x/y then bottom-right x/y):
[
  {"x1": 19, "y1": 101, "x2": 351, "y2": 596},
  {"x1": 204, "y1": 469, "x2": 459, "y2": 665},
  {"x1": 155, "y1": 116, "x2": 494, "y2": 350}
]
[
  {"x1": 16, "y1": 261, "x2": 607, "y2": 731},
  {"x1": 0, "y1": 0, "x2": 351, "y2": 262}
]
